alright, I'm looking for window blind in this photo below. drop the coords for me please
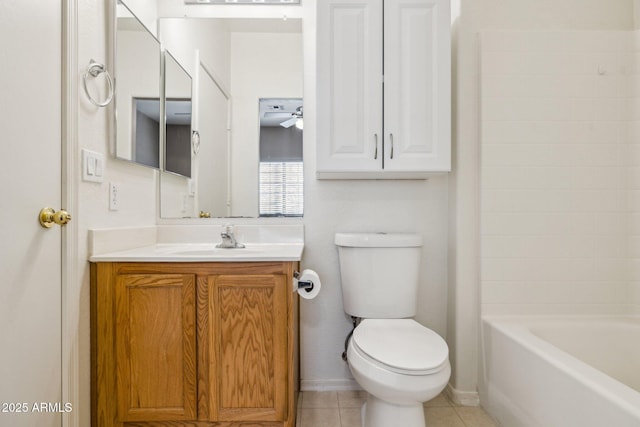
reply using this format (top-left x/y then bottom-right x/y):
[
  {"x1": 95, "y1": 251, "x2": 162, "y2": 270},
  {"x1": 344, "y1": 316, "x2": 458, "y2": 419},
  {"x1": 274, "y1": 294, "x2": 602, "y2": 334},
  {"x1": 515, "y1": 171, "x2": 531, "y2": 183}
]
[{"x1": 259, "y1": 161, "x2": 303, "y2": 217}]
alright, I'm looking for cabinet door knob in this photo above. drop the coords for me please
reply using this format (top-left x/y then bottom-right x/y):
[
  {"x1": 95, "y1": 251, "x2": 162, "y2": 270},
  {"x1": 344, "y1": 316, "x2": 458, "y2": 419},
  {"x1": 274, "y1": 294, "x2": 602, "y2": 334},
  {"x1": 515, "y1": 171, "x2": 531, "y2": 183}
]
[{"x1": 389, "y1": 133, "x2": 394, "y2": 159}]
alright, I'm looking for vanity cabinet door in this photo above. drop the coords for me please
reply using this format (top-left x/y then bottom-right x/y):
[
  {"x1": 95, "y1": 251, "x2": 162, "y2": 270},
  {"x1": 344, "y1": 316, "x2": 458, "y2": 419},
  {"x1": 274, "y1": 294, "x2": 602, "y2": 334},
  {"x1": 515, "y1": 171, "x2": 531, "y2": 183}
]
[
  {"x1": 114, "y1": 273, "x2": 197, "y2": 422},
  {"x1": 92, "y1": 261, "x2": 298, "y2": 427},
  {"x1": 205, "y1": 273, "x2": 288, "y2": 422}
]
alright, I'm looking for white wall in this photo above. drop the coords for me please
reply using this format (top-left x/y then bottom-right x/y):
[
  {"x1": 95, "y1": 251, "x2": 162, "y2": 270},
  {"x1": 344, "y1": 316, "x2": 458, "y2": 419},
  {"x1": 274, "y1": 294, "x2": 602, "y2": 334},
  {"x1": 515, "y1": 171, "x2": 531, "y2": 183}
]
[
  {"x1": 76, "y1": 2, "x2": 160, "y2": 426},
  {"x1": 450, "y1": 0, "x2": 635, "y2": 403}
]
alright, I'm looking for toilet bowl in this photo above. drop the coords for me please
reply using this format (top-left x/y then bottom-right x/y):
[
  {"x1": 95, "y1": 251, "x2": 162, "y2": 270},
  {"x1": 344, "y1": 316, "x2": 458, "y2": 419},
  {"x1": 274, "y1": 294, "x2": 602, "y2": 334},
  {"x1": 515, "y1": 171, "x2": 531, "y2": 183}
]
[{"x1": 346, "y1": 318, "x2": 450, "y2": 427}]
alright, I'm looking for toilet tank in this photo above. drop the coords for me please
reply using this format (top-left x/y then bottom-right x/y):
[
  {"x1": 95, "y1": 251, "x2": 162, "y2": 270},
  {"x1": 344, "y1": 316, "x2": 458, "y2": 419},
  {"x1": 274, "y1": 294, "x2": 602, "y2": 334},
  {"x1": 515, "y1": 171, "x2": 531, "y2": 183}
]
[{"x1": 335, "y1": 232, "x2": 422, "y2": 318}]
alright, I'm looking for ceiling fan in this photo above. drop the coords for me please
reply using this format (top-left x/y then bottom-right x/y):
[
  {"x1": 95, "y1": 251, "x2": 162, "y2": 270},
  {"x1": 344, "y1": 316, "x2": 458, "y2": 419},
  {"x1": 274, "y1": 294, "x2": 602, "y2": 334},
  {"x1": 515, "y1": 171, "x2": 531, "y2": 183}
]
[{"x1": 280, "y1": 106, "x2": 303, "y2": 129}]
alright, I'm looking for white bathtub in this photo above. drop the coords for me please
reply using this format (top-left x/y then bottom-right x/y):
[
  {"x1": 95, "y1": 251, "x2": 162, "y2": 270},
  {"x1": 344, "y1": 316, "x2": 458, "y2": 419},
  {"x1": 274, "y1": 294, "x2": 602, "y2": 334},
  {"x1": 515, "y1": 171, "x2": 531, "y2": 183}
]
[{"x1": 481, "y1": 316, "x2": 640, "y2": 427}]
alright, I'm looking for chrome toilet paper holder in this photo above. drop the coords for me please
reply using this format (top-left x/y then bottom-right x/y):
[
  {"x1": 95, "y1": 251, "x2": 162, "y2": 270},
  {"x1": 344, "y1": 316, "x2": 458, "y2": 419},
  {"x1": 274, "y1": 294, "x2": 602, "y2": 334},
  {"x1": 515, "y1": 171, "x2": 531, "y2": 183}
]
[{"x1": 294, "y1": 271, "x2": 315, "y2": 293}]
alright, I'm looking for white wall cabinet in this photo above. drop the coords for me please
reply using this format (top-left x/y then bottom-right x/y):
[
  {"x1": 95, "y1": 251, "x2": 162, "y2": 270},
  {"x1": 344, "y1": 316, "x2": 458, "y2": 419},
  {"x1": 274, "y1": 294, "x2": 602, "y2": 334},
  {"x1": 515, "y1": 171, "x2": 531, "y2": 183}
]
[{"x1": 316, "y1": 0, "x2": 450, "y2": 179}]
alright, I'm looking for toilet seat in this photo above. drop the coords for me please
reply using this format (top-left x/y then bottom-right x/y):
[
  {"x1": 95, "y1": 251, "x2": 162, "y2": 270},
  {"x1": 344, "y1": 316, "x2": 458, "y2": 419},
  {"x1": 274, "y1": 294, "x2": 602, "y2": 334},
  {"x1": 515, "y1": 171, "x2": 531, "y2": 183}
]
[{"x1": 352, "y1": 319, "x2": 449, "y2": 376}]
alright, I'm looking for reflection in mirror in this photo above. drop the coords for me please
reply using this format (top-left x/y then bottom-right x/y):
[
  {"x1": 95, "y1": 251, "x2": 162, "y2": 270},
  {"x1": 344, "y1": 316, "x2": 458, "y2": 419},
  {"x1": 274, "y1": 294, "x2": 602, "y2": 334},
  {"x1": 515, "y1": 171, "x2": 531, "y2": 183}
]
[
  {"x1": 114, "y1": 1, "x2": 161, "y2": 168},
  {"x1": 165, "y1": 99, "x2": 192, "y2": 177},
  {"x1": 132, "y1": 98, "x2": 160, "y2": 168},
  {"x1": 160, "y1": 51, "x2": 194, "y2": 219},
  {"x1": 163, "y1": 52, "x2": 193, "y2": 178},
  {"x1": 259, "y1": 98, "x2": 303, "y2": 217},
  {"x1": 157, "y1": 17, "x2": 303, "y2": 219},
  {"x1": 197, "y1": 63, "x2": 231, "y2": 217}
]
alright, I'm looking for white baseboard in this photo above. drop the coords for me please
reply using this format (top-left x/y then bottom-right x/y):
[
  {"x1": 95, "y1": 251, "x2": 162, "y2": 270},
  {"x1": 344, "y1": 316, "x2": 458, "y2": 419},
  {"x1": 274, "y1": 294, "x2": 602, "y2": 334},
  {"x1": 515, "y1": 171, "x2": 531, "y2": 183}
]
[
  {"x1": 446, "y1": 383, "x2": 480, "y2": 406},
  {"x1": 301, "y1": 379, "x2": 361, "y2": 391},
  {"x1": 300, "y1": 380, "x2": 480, "y2": 407}
]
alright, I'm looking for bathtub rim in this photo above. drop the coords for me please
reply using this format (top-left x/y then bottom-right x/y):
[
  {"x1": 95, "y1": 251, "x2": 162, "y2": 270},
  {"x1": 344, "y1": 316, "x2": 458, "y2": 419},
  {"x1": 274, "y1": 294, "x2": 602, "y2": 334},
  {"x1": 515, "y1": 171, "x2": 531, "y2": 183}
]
[{"x1": 481, "y1": 315, "x2": 640, "y2": 420}]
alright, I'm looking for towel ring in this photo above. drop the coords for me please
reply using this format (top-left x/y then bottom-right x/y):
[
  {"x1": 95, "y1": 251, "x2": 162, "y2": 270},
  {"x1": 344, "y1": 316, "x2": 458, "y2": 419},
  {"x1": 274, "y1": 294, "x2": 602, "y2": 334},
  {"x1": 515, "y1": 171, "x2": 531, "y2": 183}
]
[{"x1": 82, "y1": 60, "x2": 114, "y2": 107}]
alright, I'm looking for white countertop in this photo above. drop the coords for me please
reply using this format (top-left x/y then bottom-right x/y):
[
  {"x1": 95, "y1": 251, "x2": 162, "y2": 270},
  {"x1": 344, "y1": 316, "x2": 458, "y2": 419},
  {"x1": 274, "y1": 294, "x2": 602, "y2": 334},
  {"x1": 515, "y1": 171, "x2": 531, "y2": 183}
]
[
  {"x1": 89, "y1": 242, "x2": 304, "y2": 262},
  {"x1": 88, "y1": 224, "x2": 304, "y2": 263}
]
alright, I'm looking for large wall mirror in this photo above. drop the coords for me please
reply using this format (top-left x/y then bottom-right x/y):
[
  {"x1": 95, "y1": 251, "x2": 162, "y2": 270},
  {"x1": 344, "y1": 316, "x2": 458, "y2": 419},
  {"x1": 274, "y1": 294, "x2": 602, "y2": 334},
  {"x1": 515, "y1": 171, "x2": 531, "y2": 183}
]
[
  {"x1": 158, "y1": 17, "x2": 303, "y2": 219},
  {"x1": 114, "y1": 1, "x2": 161, "y2": 169},
  {"x1": 111, "y1": 2, "x2": 304, "y2": 219},
  {"x1": 158, "y1": 18, "x2": 303, "y2": 218}
]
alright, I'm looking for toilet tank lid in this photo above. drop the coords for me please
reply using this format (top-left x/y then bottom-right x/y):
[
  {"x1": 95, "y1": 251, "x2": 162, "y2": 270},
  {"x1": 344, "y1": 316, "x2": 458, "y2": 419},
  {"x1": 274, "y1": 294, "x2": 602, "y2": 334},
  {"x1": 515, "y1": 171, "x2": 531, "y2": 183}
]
[{"x1": 335, "y1": 232, "x2": 422, "y2": 248}]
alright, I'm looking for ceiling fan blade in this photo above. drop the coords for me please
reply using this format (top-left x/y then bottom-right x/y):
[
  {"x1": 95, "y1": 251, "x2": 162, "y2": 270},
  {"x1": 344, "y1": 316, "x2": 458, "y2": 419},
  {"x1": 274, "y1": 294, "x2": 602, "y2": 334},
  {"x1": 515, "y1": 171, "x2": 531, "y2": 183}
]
[{"x1": 280, "y1": 116, "x2": 297, "y2": 128}]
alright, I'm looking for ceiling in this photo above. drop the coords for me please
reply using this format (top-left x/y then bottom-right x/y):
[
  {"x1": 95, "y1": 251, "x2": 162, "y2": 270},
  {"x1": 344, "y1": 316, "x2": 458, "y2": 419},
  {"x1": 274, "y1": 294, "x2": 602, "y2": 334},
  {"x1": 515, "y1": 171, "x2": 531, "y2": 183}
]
[{"x1": 259, "y1": 98, "x2": 302, "y2": 127}]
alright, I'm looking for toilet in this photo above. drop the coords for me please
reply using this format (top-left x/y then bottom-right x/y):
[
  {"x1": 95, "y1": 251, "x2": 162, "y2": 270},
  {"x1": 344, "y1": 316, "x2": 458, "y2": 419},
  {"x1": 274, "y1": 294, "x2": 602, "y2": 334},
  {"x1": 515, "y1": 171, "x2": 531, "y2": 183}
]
[{"x1": 335, "y1": 232, "x2": 451, "y2": 427}]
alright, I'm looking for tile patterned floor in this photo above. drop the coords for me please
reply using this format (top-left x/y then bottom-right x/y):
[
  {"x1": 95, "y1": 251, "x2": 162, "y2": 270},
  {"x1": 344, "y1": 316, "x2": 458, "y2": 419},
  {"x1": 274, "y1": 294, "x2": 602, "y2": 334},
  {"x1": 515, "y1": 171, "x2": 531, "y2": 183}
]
[{"x1": 296, "y1": 391, "x2": 498, "y2": 427}]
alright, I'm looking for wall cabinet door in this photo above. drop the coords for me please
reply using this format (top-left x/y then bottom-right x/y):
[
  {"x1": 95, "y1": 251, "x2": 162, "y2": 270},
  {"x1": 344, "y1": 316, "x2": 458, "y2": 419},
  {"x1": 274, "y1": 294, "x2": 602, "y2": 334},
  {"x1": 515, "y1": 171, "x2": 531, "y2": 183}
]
[
  {"x1": 205, "y1": 273, "x2": 288, "y2": 422},
  {"x1": 317, "y1": 0, "x2": 383, "y2": 174},
  {"x1": 114, "y1": 273, "x2": 197, "y2": 422},
  {"x1": 316, "y1": 0, "x2": 450, "y2": 178},
  {"x1": 383, "y1": 0, "x2": 450, "y2": 172}
]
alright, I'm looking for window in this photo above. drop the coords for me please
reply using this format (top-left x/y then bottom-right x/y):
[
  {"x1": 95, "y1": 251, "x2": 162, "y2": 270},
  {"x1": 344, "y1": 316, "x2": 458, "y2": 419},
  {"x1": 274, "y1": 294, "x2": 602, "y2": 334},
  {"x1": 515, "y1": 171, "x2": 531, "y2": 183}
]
[
  {"x1": 259, "y1": 161, "x2": 303, "y2": 217},
  {"x1": 258, "y1": 98, "x2": 303, "y2": 217}
]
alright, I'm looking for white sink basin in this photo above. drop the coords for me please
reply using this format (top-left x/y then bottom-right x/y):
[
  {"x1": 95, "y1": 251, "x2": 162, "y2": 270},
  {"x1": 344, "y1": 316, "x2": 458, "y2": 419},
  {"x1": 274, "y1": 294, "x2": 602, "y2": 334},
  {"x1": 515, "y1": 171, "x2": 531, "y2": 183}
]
[
  {"x1": 174, "y1": 249, "x2": 260, "y2": 256},
  {"x1": 161, "y1": 244, "x2": 261, "y2": 257}
]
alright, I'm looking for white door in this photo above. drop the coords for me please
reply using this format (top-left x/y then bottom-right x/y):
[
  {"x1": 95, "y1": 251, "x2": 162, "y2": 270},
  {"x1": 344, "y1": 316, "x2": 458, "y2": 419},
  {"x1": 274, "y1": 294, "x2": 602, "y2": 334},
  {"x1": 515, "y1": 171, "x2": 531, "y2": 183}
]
[{"x1": 0, "y1": 1, "x2": 64, "y2": 427}]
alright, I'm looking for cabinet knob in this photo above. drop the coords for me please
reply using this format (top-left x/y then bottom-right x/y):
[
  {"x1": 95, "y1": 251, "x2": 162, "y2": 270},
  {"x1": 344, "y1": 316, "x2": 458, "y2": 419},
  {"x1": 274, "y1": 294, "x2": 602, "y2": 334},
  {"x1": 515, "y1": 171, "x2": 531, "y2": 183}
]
[{"x1": 389, "y1": 133, "x2": 394, "y2": 159}]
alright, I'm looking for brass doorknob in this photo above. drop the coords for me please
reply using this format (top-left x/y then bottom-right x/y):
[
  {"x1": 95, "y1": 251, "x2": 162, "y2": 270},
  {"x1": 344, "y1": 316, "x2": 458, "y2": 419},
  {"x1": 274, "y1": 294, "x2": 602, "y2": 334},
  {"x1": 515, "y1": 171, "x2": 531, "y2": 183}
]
[{"x1": 39, "y1": 207, "x2": 72, "y2": 228}]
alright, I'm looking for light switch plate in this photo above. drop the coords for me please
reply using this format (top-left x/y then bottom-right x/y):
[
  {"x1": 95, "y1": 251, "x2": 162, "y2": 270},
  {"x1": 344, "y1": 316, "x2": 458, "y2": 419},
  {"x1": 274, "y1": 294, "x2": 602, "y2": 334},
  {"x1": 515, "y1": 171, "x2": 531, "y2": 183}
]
[{"x1": 82, "y1": 149, "x2": 105, "y2": 183}]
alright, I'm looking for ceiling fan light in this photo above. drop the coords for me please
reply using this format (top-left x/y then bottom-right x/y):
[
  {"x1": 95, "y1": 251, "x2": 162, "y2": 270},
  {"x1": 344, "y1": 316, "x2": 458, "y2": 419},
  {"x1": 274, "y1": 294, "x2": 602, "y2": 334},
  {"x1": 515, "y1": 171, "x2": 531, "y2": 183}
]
[{"x1": 279, "y1": 116, "x2": 298, "y2": 128}]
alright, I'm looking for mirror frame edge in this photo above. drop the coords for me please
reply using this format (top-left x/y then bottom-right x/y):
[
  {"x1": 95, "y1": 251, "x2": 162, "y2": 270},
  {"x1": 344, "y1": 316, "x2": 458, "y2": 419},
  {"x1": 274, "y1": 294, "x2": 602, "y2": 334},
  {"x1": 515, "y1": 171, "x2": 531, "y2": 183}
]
[{"x1": 109, "y1": 0, "x2": 163, "y2": 171}]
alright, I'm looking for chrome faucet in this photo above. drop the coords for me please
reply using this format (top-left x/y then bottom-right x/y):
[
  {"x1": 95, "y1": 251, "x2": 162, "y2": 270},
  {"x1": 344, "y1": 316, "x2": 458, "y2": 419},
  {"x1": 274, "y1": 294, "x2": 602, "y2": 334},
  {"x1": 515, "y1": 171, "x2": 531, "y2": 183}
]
[{"x1": 216, "y1": 224, "x2": 245, "y2": 249}]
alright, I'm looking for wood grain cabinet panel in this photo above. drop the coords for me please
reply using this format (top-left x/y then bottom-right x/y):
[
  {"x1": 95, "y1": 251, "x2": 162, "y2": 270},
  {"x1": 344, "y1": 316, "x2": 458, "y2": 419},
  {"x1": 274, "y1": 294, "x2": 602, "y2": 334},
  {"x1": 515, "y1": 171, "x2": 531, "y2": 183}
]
[
  {"x1": 209, "y1": 274, "x2": 287, "y2": 421},
  {"x1": 91, "y1": 261, "x2": 299, "y2": 427},
  {"x1": 115, "y1": 274, "x2": 197, "y2": 422}
]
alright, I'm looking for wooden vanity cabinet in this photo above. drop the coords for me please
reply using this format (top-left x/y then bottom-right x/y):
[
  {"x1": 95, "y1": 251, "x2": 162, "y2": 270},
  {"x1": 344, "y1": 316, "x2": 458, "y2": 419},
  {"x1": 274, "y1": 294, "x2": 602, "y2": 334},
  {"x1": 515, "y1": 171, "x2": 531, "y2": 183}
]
[{"x1": 91, "y1": 261, "x2": 300, "y2": 427}]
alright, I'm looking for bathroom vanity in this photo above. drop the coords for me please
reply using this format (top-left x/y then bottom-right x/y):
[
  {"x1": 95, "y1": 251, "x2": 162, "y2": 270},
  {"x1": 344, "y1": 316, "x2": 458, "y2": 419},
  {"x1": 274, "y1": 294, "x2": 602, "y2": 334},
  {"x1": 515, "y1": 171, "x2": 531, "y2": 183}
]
[{"x1": 89, "y1": 226, "x2": 303, "y2": 427}]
